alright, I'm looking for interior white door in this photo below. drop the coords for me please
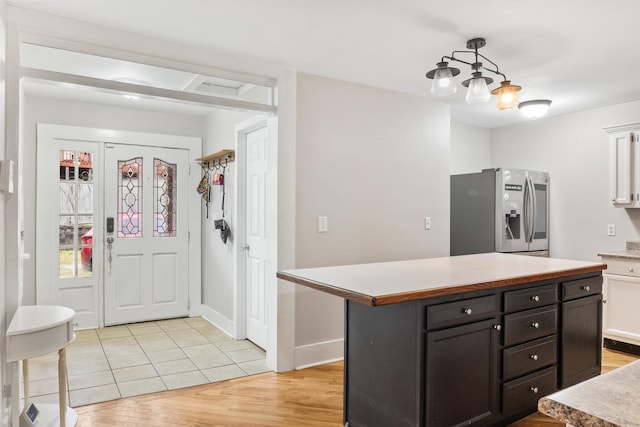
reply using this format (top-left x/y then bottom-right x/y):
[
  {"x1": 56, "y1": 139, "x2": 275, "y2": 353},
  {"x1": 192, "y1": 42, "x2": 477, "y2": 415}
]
[
  {"x1": 245, "y1": 125, "x2": 269, "y2": 349},
  {"x1": 104, "y1": 143, "x2": 189, "y2": 325}
]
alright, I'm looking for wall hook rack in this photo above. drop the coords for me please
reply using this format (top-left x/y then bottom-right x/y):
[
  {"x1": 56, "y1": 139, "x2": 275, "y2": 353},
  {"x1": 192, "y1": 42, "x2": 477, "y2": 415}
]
[{"x1": 196, "y1": 149, "x2": 235, "y2": 170}]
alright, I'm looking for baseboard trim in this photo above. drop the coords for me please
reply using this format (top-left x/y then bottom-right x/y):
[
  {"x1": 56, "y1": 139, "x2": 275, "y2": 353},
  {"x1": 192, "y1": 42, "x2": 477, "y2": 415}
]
[
  {"x1": 294, "y1": 338, "x2": 344, "y2": 370},
  {"x1": 200, "y1": 304, "x2": 234, "y2": 338},
  {"x1": 603, "y1": 337, "x2": 640, "y2": 356}
]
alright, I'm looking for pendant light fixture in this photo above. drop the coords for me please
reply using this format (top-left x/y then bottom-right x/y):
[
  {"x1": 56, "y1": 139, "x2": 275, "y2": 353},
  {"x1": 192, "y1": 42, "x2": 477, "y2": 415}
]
[{"x1": 426, "y1": 38, "x2": 523, "y2": 110}]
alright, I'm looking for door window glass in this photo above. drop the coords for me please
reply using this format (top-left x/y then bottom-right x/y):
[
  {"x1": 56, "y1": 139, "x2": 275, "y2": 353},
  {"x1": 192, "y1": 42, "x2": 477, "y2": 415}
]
[
  {"x1": 58, "y1": 150, "x2": 94, "y2": 277},
  {"x1": 118, "y1": 158, "x2": 143, "y2": 237},
  {"x1": 154, "y1": 158, "x2": 177, "y2": 237}
]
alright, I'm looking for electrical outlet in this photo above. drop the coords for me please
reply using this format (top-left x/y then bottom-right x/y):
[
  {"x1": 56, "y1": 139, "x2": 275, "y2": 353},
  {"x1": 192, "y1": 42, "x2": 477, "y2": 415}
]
[
  {"x1": 424, "y1": 217, "x2": 432, "y2": 230},
  {"x1": 607, "y1": 224, "x2": 616, "y2": 236},
  {"x1": 318, "y1": 216, "x2": 328, "y2": 233}
]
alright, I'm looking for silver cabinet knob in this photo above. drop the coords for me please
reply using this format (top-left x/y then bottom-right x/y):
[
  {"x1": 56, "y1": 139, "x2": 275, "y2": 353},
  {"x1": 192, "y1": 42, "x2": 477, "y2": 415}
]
[
  {"x1": 629, "y1": 267, "x2": 634, "y2": 273},
  {"x1": 462, "y1": 308, "x2": 472, "y2": 315},
  {"x1": 531, "y1": 322, "x2": 540, "y2": 329},
  {"x1": 530, "y1": 354, "x2": 539, "y2": 361},
  {"x1": 493, "y1": 324, "x2": 502, "y2": 331},
  {"x1": 531, "y1": 295, "x2": 540, "y2": 302},
  {"x1": 582, "y1": 285, "x2": 591, "y2": 292},
  {"x1": 530, "y1": 387, "x2": 539, "y2": 394}
]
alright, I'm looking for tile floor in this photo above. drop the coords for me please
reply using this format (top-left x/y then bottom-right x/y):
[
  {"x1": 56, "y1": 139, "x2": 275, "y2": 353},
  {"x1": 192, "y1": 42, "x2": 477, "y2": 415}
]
[{"x1": 25, "y1": 317, "x2": 268, "y2": 408}]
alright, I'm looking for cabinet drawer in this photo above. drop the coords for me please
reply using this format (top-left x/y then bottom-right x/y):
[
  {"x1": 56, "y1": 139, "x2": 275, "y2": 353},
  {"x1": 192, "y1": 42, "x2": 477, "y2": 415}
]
[
  {"x1": 503, "y1": 336, "x2": 557, "y2": 381},
  {"x1": 426, "y1": 295, "x2": 497, "y2": 330},
  {"x1": 604, "y1": 258, "x2": 640, "y2": 278},
  {"x1": 504, "y1": 306, "x2": 558, "y2": 347},
  {"x1": 504, "y1": 284, "x2": 558, "y2": 313},
  {"x1": 503, "y1": 366, "x2": 557, "y2": 415},
  {"x1": 562, "y1": 276, "x2": 602, "y2": 301}
]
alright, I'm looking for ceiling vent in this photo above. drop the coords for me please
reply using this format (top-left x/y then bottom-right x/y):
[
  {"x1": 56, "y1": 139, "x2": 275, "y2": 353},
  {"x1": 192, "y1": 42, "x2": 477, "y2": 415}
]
[{"x1": 184, "y1": 75, "x2": 255, "y2": 97}]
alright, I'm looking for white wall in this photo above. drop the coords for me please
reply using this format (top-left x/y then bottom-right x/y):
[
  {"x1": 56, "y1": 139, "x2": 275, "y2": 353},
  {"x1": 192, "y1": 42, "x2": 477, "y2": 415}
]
[
  {"x1": 21, "y1": 95, "x2": 206, "y2": 304},
  {"x1": 491, "y1": 100, "x2": 640, "y2": 261},
  {"x1": 200, "y1": 108, "x2": 256, "y2": 334},
  {"x1": 292, "y1": 73, "x2": 450, "y2": 363},
  {"x1": 450, "y1": 122, "x2": 491, "y2": 174},
  {"x1": 0, "y1": 3, "x2": 8, "y2": 424}
]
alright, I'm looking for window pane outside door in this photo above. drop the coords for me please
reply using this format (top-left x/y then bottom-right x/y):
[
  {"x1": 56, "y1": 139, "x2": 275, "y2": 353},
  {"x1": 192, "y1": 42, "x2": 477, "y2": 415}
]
[{"x1": 58, "y1": 150, "x2": 94, "y2": 278}]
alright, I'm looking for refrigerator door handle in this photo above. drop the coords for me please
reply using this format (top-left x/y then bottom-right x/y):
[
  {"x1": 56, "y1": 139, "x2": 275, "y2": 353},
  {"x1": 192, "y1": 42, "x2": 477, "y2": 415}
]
[
  {"x1": 529, "y1": 176, "x2": 537, "y2": 243},
  {"x1": 523, "y1": 177, "x2": 531, "y2": 243},
  {"x1": 523, "y1": 176, "x2": 536, "y2": 243}
]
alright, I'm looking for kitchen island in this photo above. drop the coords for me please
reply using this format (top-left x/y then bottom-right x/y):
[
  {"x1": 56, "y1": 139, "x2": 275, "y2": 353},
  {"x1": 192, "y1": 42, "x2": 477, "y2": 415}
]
[{"x1": 277, "y1": 253, "x2": 607, "y2": 427}]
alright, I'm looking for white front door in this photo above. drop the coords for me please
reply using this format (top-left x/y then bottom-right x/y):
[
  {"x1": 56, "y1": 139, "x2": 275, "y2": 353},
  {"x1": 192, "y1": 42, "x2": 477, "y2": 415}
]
[
  {"x1": 244, "y1": 125, "x2": 269, "y2": 349},
  {"x1": 36, "y1": 124, "x2": 201, "y2": 329},
  {"x1": 104, "y1": 143, "x2": 190, "y2": 325}
]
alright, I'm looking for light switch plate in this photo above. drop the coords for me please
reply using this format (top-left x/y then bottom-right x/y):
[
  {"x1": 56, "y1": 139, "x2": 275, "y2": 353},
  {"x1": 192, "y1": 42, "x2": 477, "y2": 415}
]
[
  {"x1": 318, "y1": 216, "x2": 328, "y2": 233},
  {"x1": 0, "y1": 159, "x2": 14, "y2": 194},
  {"x1": 424, "y1": 217, "x2": 432, "y2": 230}
]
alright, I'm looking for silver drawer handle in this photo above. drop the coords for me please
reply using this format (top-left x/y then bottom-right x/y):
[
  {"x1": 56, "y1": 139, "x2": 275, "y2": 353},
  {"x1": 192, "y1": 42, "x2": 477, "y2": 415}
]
[
  {"x1": 581, "y1": 285, "x2": 591, "y2": 292},
  {"x1": 531, "y1": 295, "x2": 540, "y2": 302},
  {"x1": 493, "y1": 324, "x2": 502, "y2": 331},
  {"x1": 530, "y1": 387, "x2": 539, "y2": 394},
  {"x1": 530, "y1": 354, "x2": 539, "y2": 361},
  {"x1": 531, "y1": 322, "x2": 540, "y2": 329},
  {"x1": 462, "y1": 308, "x2": 472, "y2": 315}
]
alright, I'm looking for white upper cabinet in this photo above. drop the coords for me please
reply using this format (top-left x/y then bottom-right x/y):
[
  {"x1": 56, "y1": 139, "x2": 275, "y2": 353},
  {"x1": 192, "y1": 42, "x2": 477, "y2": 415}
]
[{"x1": 605, "y1": 123, "x2": 640, "y2": 208}]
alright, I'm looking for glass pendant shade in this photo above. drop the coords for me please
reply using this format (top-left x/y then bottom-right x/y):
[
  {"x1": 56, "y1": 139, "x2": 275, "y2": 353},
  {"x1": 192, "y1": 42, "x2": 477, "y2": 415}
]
[
  {"x1": 465, "y1": 75, "x2": 491, "y2": 104},
  {"x1": 518, "y1": 99, "x2": 552, "y2": 119},
  {"x1": 491, "y1": 80, "x2": 522, "y2": 110},
  {"x1": 431, "y1": 67, "x2": 457, "y2": 96},
  {"x1": 426, "y1": 61, "x2": 460, "y2": 96}
]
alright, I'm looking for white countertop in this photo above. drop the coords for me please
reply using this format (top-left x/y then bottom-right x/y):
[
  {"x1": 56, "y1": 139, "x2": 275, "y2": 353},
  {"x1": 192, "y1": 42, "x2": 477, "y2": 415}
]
[{"x1": 278, "y1": 253, "x2": 606, "y2": 306}]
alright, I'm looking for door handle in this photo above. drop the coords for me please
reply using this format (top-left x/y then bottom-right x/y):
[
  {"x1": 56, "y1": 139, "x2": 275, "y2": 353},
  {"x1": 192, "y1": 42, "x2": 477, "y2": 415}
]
[{"x1": 241, "y1": 244, "x2": 250, "y2": 251}]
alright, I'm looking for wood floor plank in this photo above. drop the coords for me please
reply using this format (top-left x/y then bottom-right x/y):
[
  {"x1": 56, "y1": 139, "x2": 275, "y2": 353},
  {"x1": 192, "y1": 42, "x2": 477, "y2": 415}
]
[{"x1": 74, "y1": 349, "x2": 637, "y2": 426}]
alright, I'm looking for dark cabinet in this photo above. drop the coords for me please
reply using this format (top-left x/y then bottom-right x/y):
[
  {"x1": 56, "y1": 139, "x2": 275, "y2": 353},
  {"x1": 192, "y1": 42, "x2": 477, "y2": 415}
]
[
  {"x1": 561, "y1": 279, "x2": 603, "y2": 388},
  {"x1": 426, "y1": 318, "x2": 499, "y2": 427},
  {"x1": 343, "y1": 274, "x2": 603, "y2": 427}
]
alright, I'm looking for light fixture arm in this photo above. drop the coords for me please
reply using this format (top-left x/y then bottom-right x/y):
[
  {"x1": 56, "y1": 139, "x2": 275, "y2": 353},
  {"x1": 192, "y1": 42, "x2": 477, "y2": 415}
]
[{"x1": 440, "y1": 51, "x2": 507, "y2": 82}]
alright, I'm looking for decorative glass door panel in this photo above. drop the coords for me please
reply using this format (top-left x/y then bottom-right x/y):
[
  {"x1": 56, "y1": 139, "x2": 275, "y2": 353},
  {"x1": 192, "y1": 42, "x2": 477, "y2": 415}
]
[
  {"x1": 118, "y1": 158, "x2": 143, "y2": 237},
  {"x1": 154, "y1": 158, "x2": 177, "y2": 237}
]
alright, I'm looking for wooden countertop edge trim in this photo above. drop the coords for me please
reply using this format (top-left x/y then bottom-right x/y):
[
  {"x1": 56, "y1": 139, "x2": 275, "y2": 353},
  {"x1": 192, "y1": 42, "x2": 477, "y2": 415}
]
[
  {"x1": 277, "y1": 264, "x2": 606, "y2": 307},
  {"x1": 276, "y1": 272, "x2": 376, "y2": 305}
]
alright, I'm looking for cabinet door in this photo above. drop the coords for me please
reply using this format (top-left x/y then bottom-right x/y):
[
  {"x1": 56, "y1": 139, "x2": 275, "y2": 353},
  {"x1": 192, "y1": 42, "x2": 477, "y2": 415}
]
[
  {"x1": 426, "y1": 318, "x2": 499, "y2": 427},
  {"x1": 609, "y1": 130, "x2": 640, "y2": 207},
  {"x1": 603, "y1": 274, "x2": 640, "y2": 346},
  {"x1": 561, "y1": 294, "x2": 602, "y2": 388}
]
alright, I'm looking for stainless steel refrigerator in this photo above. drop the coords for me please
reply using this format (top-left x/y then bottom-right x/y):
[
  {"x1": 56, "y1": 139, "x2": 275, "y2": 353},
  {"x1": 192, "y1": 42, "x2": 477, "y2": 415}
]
[{"x1": 451, "y1": 168, "x2": 549, "y2": 256}]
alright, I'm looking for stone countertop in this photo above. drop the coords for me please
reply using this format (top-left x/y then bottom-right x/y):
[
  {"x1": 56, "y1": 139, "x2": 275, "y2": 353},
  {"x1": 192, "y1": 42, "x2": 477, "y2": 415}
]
[
  {"x1": 277, "y1": 253, "x2": 606, "y2": 306},
  {"x1": 538, "y1": 360, "x2": 640, "y2": 427},
  {"x1": 598, "y1": 250, "x2": 640, "y2": 260},
  {"x1": 599, "y1": 241, "x2": 640, "y2": 260}
]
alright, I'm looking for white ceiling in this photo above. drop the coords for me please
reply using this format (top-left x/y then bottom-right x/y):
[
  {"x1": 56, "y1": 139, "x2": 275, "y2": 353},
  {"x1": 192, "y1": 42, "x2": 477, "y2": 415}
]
[{"x1": 9, "y1": 0, "x2": 640, "y2": 128}]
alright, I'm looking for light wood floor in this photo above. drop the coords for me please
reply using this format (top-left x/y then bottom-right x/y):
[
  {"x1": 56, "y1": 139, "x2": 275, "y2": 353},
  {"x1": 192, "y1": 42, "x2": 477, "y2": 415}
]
[{"x1": 75, "y1": 348, "x2": 638, "y2": 427}]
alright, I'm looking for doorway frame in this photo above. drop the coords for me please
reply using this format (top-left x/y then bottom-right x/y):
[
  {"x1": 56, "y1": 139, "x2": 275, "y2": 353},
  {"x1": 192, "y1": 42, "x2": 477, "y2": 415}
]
[{"x1": 35, "y1": 123, "x2": 203, "y2": 328}]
